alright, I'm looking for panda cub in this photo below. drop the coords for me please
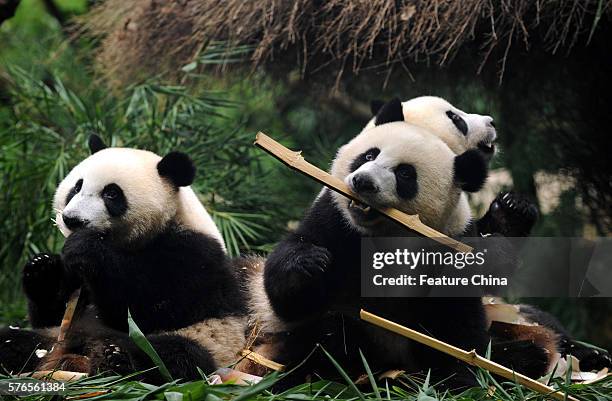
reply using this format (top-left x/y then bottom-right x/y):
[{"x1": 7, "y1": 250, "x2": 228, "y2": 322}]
[
  {"x1": 263, "y1": 109, "x2": 493, "y2": 387},
  {"x1": 0, "y1": 136, "x2": 246, "y2": 382}
]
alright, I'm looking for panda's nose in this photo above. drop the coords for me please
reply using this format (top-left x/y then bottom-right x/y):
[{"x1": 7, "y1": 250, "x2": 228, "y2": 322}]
[
  {"x1": 352, "y1": 174, "x2": 378, "y2": 194},
  {"x1": 486, "y1": 116, "x2": 495, "y2": 128},
  {"x1": 62, "y1": 214, "x2": 89, "y2": 230}
]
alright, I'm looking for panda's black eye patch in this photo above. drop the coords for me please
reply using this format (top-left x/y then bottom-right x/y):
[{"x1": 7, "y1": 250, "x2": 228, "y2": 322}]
[
  {"x1": 394, "y1": 164, "x2": 418, "y2": 199},
  {"x1": 65, "y1": 179, "x2": 83, "y2": 205},
  {"x1": 102, "y1": 183, "x2": 128, "y2": 217},
  {"x1": 350, "y1": 148, "x2": 380, "y2": 173},
  {"x1": 446, "y1": 110, "x2": 468, "y2": 136}
]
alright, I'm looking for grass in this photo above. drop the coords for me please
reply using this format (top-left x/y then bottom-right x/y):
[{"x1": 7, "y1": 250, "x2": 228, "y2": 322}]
[{"x1": 0, "y1": 351, "x2": 610, "y2": 401}]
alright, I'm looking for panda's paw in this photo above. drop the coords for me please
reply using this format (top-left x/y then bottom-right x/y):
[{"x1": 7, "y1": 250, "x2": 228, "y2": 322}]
[
  {"x1": 293, "y1": 244, "x2": 332, "y2": 279},
  {"x1": 22, "y1": 253, "x2": 64, "y2": 300},
  {"x1": 97, "y1": 343, "x2": 133, "y2": 374},
  {"x1": 567, "y1": 341, "x2": 612, "y2": 371},
  {"x1": 487, "y1": 191, "x2": 538, "y2": 237},
  {"x1": 62, "y1": 229, "x2": 107, "y2": 275}
]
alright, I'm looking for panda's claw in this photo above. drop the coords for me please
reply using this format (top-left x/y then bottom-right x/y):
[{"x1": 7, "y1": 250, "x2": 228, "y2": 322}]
[{"x1": 480, "y1": 191, "x2": 539, "y2": 237}]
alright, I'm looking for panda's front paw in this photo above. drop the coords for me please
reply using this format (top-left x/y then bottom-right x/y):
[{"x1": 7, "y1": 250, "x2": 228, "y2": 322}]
[
  {"x1": 23, "y1": 253, "x2": 64, "y2": 301},
  {"x1": 292, "y1": 243, "x2": 332, "y2": 279},
  {"x1": 62, "y1": 229, "x2": 107, "y2": 275},
  {"x1": 485, "y1": 192, "x2": 538, "y2": 237}
]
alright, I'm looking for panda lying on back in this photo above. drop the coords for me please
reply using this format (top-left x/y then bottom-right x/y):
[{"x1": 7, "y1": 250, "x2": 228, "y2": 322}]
[
  {"x1": 263, "y1": 107, "x2": 495, "y2": 387},
  {"x1": 0, "y1": 136, "x2": 246, "y2": 382}
]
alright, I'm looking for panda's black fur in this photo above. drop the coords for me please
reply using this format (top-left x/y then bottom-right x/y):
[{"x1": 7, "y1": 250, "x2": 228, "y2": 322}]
[
  {"x1": 0, "y1": 137, "x2": 246, "y2": 382},
  {"x1": 264, "y1": 189, "x2": 490, "y2": 388}
]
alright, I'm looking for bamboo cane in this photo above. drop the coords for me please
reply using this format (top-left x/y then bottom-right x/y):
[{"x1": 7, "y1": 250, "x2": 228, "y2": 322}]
[
  {"x1": 254, "y1": 132, "x2": 472, "y2": 253},
  {"x1": 360, "y1": 309, "x2": 578, "y2": 401},
  {"x1": 21, "y1": 288, "x2": 86, "y2": 382}
]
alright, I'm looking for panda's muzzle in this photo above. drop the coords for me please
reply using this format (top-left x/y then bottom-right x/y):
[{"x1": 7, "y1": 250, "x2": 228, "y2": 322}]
[
  {"x1": 352, "y1": 174, "x2": 379, "y2": 194},
  {"x1": 348, "y1": 173, "x2": 381, "y2": 214},
  {"x1": 62, "y1": 214, "x2": 89, "y2": 231}
]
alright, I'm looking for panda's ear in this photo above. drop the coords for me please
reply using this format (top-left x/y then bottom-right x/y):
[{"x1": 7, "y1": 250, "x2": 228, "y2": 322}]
[
  {"x1": 453, "y1": 149, "x2": 488, "y2": 192},
  {"x1": 157, "y1": 152, "x2": 196, "y2": 187},
  {"x1": 88, "y1": 134, "x2": 107, "y2": 154},
  {"x1": 374, "y1": 97, "x2": 404, "y2": 125},
  {"x1": 370, "y1": 99, "x2": 385, "y2": 116}
]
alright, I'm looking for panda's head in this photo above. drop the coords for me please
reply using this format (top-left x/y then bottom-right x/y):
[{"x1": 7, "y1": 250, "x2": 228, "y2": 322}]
[
  {"x1": 369, "y1": 96, "x2": 497, "y2": 162},
  {"x1": 331, "y1": 116, "x2": 488, "y2": 236},
  {"x1": 53, "y1": 135, "x2": 196, "y2": 243}
]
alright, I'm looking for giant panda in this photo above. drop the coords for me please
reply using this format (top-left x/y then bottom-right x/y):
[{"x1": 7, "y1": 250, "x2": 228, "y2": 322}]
[
  {"x1": 0, "y1": 136, "x2": 248, "y2": 383},
  {"x1": 367, "y1": 97, "x2": 611, "y2": 377},
  {"x1": 258, "y1": 111, "x2": 496, "y2": 388}
]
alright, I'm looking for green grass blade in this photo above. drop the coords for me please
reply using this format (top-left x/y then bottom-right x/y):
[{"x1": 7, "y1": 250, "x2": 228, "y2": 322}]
[
  {"x1": 320, "y1": 345, "x2": 366, "y2": 401},
  {"x1": 359, "y1": 349, "x2": 381, "y2": 401},
  {"x1": 127, "y1": 310, "x2": 173, "y2": 382}
]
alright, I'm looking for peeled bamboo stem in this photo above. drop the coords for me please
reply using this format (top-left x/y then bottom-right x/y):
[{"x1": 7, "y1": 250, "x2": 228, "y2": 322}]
[
  {"x1": 254, "y1": 132, "x2": 472, "y2": 253},
  {"x1": 360, "y1": 309, "x2": 579, "y2": 401},
  {"x1": 58, "y1": 288, "x2": 81, "y2": 342}
]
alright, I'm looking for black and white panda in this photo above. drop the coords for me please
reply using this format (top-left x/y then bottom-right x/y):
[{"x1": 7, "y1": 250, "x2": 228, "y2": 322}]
[
  {"x1": 259, "y1": 110, "x2": 495, "y2": 388},
  {"x1": 0, "y1": 136, "x2": 248, "y2": 382}
]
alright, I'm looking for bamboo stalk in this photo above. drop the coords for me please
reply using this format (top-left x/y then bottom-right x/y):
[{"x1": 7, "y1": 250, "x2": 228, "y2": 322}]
[
  {"x1": 20, "y1": 370, "x2": 88, "y2": 381},
  {"x1": 254, "y1": 132, "x2": 472, "y2": 253},
  {"x1": 58, "y1": 288, "x2": 82, "y2": 342},
  {"x1": 360, "y1": 309, "x2": 579, "y2": 401},
  {"x1": 26, "y1": 288, "x2": 87, "y2": 380},
  {"x1": 240, "y1": 349, "x2": 286, "y2": 372}
]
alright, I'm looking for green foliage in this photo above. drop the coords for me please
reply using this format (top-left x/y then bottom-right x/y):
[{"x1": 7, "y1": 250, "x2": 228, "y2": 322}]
[{"x1": 1, "y1": 349, "x2": 610, "y2": 401}]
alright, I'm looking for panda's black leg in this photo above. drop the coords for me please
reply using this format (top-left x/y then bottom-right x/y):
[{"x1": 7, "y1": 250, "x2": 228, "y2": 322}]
[
  {"x1": 0, "y1": 327, "x2": 55, "y2": 374},
  {"x1": 140, "y1": 334, "x2": 217, "y2": 382},
  {"x1": 83, "y1": 331, "x2": 217, "y2": 384},
  {"x1": 519, "y1": 304, "x2": 612, "y2": 371},
  {"x1": 22, "y1": 252, "x2": 80, "y2": 328},
  {"x1": 477, "y1": 192, "x2": 538, "y2": 237}
]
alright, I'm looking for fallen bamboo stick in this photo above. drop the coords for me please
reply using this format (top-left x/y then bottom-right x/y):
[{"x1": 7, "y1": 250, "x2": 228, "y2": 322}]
[
  {"x1": 254, "y1": 132, "x2": 472, "y2": 253},
  {"x1": 360, "y1": 309, "x2": 579, "y2": 401}
]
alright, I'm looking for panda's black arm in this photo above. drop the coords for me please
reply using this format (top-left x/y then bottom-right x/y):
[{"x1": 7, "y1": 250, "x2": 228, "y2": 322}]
[
  {"x1": 265, "y1": 190, "x2": 358, "y2": 322},
  {"x1": 62, "y1": 227, "x2": 242, "y2": 333}
]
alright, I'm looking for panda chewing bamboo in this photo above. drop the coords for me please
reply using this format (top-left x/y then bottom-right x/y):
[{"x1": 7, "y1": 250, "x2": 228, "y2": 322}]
[{"x1": 0, "y1": 136, "x2": 249, "y2": 383}]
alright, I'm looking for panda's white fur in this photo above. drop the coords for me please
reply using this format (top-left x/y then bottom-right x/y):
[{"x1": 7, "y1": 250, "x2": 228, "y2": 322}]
[
  {"x1": 364, "y1": 96, "x2": 497, "y2": 156},
  {"x1": 331, "y1": 122, "x2": 473, "y2": 236},
  {"x1": 54, "y1": 147, "x2": 224, "y2": 250}
]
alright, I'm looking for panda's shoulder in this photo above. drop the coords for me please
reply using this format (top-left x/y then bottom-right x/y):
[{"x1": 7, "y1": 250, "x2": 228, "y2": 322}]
[{"x1": 153, "y1": 223, "x2": 226, "y2": 256}]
